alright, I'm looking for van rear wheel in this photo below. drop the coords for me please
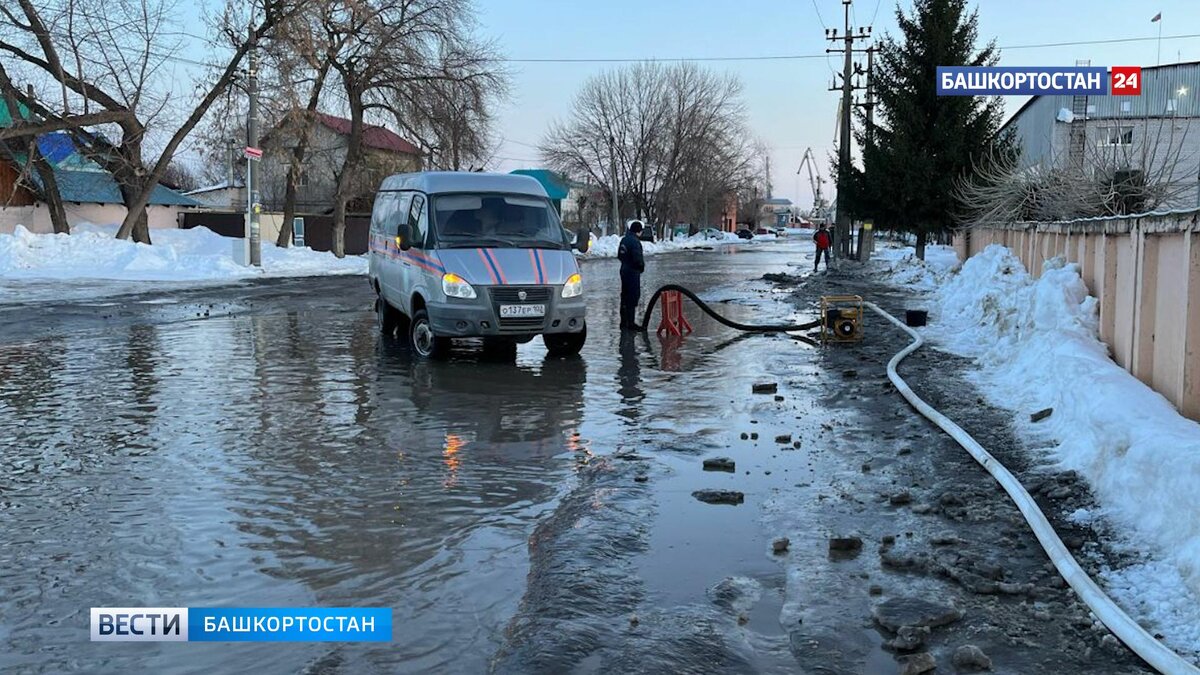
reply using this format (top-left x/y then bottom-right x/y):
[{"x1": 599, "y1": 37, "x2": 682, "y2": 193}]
[
  {"x1": 409, "y1": 309, "x2": 450, "y2": 359},
  {"x1": 543, "y1": 323, "x2": 586, "y2": 357}
]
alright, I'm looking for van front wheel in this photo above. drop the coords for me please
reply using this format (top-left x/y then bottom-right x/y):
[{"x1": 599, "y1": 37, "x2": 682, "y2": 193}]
[
  {"x1": 409, "y1": 309, "x2": 450, "y2": 359},
  {"x1": 543, "y1": 323, "x2": 586, "y2": 357}
]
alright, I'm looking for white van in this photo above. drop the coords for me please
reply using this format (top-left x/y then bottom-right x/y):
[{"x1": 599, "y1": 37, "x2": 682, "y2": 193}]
[{"x1": 368, "y1": 172, "x2": 589, "y2": 358}]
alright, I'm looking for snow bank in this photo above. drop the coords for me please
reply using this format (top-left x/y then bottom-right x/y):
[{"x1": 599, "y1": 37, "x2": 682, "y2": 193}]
[
  {"x1": 924, "y1": 244, "x2": 1200, "y2": 652},
  {"x1": 0, "y1": 224, "x2": 366, "y2": 282},
  {"x1": 582, "y1": 231, "x2": 749, "y2": 258},
  {"x1": 870, "y1": 244, "x2": 960, "y2": 289}
]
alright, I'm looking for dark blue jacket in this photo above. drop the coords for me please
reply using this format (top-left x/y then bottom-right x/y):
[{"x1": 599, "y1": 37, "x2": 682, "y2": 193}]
[{"x1": 617, "y1": 231, "x2": 645, "y2": 275}]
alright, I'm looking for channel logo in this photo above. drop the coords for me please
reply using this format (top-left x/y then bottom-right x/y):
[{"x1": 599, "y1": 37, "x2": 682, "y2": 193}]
[
  {"x1": 937, "y1": 66, "x2": 1142, "y2": 96},
  {"x1": 90, "y1": 607, "x2": 392, "y2": 642}
]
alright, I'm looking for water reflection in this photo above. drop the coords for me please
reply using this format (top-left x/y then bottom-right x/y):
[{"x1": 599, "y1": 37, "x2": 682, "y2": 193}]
[{"x1": 617, "y1": 332, "x2": 644, "y2": 422}]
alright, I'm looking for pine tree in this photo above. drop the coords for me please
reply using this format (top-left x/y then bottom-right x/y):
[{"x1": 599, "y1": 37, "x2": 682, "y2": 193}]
[{"x1": 852, "y1": 0, "x2": 1012, "y2": 259}]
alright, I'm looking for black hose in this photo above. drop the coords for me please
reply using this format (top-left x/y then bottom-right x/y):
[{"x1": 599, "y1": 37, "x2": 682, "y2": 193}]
[{"x1": 636, "y1": 284, "x2": 822, "y2": 333}]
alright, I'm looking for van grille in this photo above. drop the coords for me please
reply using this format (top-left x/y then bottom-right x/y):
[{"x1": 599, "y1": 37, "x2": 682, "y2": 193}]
[
  {"x1": 498, "y1": 317, "x2": 545, "y2": 332},
  {"x1": 490, "y1": 287, "x2": 551, "y2": 303},
  {"x1": 490, "y1": 286, "x2": 551, "y2": 333}
]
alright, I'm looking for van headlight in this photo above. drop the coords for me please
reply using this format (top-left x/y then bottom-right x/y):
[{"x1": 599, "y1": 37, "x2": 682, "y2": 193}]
[
  {"x1": 561, "y1": 273, "x2": 583, "y2": 298},
  {"x1": 442, "y1": 272, "x2": 476, "y2": 299}
]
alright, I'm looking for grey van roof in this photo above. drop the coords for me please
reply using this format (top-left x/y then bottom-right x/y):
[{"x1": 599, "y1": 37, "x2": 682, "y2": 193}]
[{"x1": 378, "y1": 171, "x2": 549, "y2": 197}]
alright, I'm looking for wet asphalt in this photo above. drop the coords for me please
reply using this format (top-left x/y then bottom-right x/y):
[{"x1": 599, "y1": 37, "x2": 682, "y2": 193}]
[{"x1": 0, "y1": 238, "x2": 1157, "y2": 674}]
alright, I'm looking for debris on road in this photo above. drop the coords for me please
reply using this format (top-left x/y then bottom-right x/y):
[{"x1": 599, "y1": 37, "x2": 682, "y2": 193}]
[
  {"x1": 752, "y1": 382, "x2": 778, "y2": 394},
  {"x1": 774, "y1": 434, "x2": 792, "y2": 444},
  {"x1": 772, "y1": 537, "x2": 790, "y2": 554},
  {"x1": 692, "y1": 489, "x2": 745, "y2": 505},
  {"x1": 1030, "y1": 407, "x2": 1054, "y2": 423},
  {"x1": 702, "y1": 457, "x2": 736, "y2": 472},
  {"x1": 901, "y1": 652, "x2": 937, "y2": 675},
  {"x1": 952, "y1": 644, "x2": 993, "y2": 671},
  {"x1": 888, "y1": 624, "x2": 930, "y2": 651},
  {"x1": 829, "y1": 536, "x2": 863, "y2": 552},
  {"x1": 872, "y1": 597, "x2": 964, "y2": 632}
]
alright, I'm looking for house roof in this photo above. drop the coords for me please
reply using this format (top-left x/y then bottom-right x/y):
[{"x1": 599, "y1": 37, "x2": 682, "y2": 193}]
[
  {"x1": 509, "y1": 169, "x2": 570, "y2": 200},
  {"x1": 315, "y1": 113, "x2": 421, "y2": 155},
  {"x1": 185, "y1": 179, "x2": 245, "y2": 195},
  {"x1": 28, "y1": 168, "x2": 200, "y2": 206}
]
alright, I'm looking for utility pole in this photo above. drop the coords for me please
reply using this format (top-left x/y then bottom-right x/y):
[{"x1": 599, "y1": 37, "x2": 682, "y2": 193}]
[
  {"x1": 608, "y1": 135, "x2": 620, "y2": 236},
  {"x1": 246, "y1": 25, "x2": 262, "y2": 266},
  {"x1": 826, "y1": 0, "x2": 871, "y2": 262}
]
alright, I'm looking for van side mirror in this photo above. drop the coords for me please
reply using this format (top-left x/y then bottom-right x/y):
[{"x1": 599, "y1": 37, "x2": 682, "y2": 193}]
[
  {"x1": 395, "y1": 223, "x2": 413, "y2": 251},
  {"x1": 573, "y1": 228, "x2": 590, "y2": 254}
]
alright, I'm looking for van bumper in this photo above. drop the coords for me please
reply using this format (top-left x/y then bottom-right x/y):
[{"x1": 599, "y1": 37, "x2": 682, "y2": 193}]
[{"x1": 427, "y1": 296, "x2": 586, "y2": 337}]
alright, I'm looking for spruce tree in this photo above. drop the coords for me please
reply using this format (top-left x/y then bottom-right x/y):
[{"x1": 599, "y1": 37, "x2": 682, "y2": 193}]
[{"x1": 854, "y1": 0, "x2": 1011, "y2": 259}]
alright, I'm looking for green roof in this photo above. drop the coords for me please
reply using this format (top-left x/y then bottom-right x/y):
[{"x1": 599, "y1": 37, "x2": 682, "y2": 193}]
[
  {"x1": 509, "y1": 169, "x2": 569, "y2": 200},
  {"x1": 0, "y1": 102, "x2": 32, "y2": 127}
]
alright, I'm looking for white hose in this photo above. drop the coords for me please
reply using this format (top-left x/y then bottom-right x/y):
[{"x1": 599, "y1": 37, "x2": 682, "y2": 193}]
[{"x1": 865, "y1": 301, "x2": 1199, "y2": 675}]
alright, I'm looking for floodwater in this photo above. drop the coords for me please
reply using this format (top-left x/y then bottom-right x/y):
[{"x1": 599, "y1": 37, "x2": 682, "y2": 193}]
[{"x1": 0, "y1": 239, "x2": 824, "y2": 673}]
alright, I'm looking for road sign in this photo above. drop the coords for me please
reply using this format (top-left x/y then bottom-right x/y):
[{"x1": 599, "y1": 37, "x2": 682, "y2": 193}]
[{"x1": 244, "y1": 146, "x2": 263, "y2": 160}]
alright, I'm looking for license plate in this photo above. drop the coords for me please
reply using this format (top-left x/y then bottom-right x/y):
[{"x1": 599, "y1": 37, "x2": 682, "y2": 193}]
[{"x1": 500, "y1": 304, "x2": 545, "y2": 318}]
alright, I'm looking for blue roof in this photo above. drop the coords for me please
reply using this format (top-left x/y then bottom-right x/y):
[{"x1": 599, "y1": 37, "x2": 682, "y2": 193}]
[
  {"x1": 32, "y1": 169, "x2": 199, "y2": 206},
  {"x1": 8, "y1": 132, "x2": 198, "y2": 206},
  {"x1": 509, "y1": 169, "x2": 570, "y2": 200}
]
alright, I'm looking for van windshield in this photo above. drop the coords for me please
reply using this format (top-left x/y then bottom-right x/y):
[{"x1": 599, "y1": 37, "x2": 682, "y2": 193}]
[{"x1": 432, "y1": 193, "x2": 571, "y2": 250}]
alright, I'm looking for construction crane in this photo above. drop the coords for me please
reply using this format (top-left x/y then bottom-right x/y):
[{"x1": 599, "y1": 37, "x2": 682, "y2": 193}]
[{"x1": 797, "y1": 147, "x2": 828, "y2": 221}]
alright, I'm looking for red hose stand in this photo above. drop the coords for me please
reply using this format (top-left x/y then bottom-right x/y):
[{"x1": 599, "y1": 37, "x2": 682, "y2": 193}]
[{"x1": 656, "y1": 290, "x2": 694, "y2": 337}]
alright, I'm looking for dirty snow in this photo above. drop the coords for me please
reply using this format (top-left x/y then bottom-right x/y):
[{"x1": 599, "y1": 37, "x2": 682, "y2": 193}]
[
  {"x1": 904, "y1": 243, "x2": 1200, "y2": 656},
  {"x1": 870, "y1": 244, "x2": 960, "y2": 289},
  {"x1": 0, "y1": 224, "x2": 366, "y2": 283},
  {"x1": 583, "y1": 231, "x2": 753, "y2": 258}
]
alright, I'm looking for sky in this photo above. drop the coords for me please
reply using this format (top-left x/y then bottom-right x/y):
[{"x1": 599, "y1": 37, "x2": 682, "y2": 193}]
[{"x1": 476, "y1": 0, "x2": 1200, "y2": 212}]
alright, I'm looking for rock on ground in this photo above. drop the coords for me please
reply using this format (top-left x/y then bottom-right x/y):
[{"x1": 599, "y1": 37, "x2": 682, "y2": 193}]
[
  {"x1": 901, "y1": 651, "x2": 937, "y2": 675},
  {"x1": 952, "y1": 644, "x2": 992, "y2": 671},
  {"x1": 872, "y1": 597, "x2": 963, "y2": 632}
]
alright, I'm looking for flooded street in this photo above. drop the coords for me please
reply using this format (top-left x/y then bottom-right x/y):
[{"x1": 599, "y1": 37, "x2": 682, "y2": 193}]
[
  {"x1": 0, "y1": 238, "x2": 1156, "y2": 674},
  {"x1": 0, "y1": 240, "x2": 821, "y2": 673}
]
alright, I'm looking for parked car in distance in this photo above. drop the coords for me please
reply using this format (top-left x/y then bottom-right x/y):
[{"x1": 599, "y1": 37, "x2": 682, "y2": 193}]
[
  {"x1": 773, "y1": 227, "x2": 787, "y2": 236},
  {"x1": 736, "y1": 228, "x2": 754, "y2": 240},
  {"x1": 755, "y1": 226, "x2": 770, "y2": 235},
  {"x1": 698, "y1": 228, "x2": 723, "y2": 240}
]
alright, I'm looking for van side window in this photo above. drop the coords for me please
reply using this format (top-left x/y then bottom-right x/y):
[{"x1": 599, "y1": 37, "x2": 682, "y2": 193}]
[
  {"x1": 370, "y1": 193, "x2": 393, "y2": 235},
  {"x1": 408, "y1": 194, "x2": 427, "y2": 248}
]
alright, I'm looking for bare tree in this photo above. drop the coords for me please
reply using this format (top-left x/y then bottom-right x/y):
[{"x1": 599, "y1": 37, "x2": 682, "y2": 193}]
[
  {"x1": 541, "y1": 62, "x2": 752, "y2": 237},
  {"x1": 0, "y1": 0, "x2": 305, "y2": 243},
  {"x1": 957, "y1": 117, "x2": 1196, "y2": 225},
  {"x1": 312, "y1": 0, "x2": 504, "y2": 257}
]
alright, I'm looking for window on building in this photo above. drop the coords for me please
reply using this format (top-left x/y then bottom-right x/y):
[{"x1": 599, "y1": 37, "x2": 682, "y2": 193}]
[
  {"x1": 1167, "y1": 98, "x2": 1178, "y2": 113},
  {"x1": 1120, "y1": 100, "x2": 1132, "y2": 113},
  {"x1": 1105, "y1": 127, "x2": 1134, "y2": 146},
  {"x1": 296, "y1": 170, "x2": 308, "y2": 187},
  {"x1": 1086, "y1": 104, "x2": 1097, "y2": 114}
]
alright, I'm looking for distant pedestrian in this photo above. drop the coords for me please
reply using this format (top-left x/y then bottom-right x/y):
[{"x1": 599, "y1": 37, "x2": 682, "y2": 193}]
[
  {"x1": 812, "y1": 223, "x2": 832, "y2": 272},
  {"x1": 617, "y1": 220, "x2": 646, "y2": 330}
]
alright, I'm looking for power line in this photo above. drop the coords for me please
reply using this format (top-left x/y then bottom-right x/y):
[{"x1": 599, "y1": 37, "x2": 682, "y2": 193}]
[{"x1": 498, "y1": 32, "x2": 1200, "y2": 64}]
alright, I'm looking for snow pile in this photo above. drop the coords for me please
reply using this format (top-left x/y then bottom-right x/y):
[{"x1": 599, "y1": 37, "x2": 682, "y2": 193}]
[
  {"x1": 927, "y1": 244, "x2": 1200, "y2": 651},
  {"x1": 871, "y1": 244, "x2": 960, "y2": 289},
  {"x1": 0, "y1": 224, "x2": 366, "y2": 281},
  {"x1": 583, "y1": 231, "x2": 748, "y2": 258}
]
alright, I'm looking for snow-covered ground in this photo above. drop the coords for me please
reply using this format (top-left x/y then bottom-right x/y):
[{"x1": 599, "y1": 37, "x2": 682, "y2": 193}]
[
  {"x1": 0, "y1": 224, "x2": 367, "y2": 284},
  {"x1": 885, "y1": 242, "x2": 1200, "y2": 656},
  {"x1": 582, "y1": 230, "x2": 761, "y2": 258}
]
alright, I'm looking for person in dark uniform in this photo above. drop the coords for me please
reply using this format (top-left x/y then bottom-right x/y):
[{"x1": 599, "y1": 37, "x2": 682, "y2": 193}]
[{"x1": 617, "y1": 220, "x2": 646, "y2": 330}]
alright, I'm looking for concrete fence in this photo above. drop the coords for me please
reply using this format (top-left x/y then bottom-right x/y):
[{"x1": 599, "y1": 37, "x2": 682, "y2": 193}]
[{"x1": 954, "y1": 209, "x2": 1200, "y2": 421}]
